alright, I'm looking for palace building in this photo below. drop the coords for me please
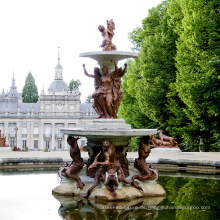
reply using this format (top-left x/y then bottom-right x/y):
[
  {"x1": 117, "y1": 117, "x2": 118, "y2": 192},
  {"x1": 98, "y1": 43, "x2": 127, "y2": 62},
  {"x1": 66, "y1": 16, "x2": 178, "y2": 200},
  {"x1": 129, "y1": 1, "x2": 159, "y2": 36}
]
[{"x1": 0, "y1": 50, "x2": 96, "y2": 150}]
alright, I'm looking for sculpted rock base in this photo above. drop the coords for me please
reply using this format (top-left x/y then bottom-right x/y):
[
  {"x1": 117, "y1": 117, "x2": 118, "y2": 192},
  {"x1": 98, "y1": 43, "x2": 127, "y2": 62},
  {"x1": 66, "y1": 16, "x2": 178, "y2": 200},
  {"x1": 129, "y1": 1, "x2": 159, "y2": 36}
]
[
  {"x1": 52, "y1": 180, "x2": 165, "y2": 201},
  {"x1": 52, "y1": 166, "x2": 166, "y2": 201}
]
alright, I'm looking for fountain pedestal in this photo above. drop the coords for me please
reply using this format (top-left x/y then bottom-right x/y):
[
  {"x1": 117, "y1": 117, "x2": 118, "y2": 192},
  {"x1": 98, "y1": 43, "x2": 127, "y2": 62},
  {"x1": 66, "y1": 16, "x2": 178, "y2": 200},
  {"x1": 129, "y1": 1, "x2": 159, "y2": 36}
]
[{"x1": 52, "y1": 119, "x2": 166, "y2": 200}]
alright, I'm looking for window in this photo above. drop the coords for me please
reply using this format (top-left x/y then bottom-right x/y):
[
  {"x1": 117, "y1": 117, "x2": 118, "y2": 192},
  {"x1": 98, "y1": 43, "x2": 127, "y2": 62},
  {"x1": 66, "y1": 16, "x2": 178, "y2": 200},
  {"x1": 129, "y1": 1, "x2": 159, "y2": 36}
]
[
  {"x1": 10, "y1": 139, "x2": 15, "y2": 148},
  {"x1": 22, "y1": 127, "x2": 27, "y2": 134},
  {"x1": 57, "y1": 140, "x2": 62, "y2": 150},
  {"x1": 22, "y1": 127, "x2": 27, "y2": 137},
  {"x1": 22, "y1": 140, "x2": 27, "y2": 149},
  {"x1": 44, "y1": 125, "x2": 51, "y2": 134},
  {"x1": 34, "y1": 140, "x2": 38, "y2": 149},
  {"x1": 34, "y1": 127, "x2": 39, "y2": 134},
  {"x1": 34, "y1": 127, "x2": 39, "y2": 138},
  {"x1": 10, "y1": 127, "x2": 16, "y2": 135},
  {"x1": 45, "y1": 140, "x2": 50, "y2": 149}
]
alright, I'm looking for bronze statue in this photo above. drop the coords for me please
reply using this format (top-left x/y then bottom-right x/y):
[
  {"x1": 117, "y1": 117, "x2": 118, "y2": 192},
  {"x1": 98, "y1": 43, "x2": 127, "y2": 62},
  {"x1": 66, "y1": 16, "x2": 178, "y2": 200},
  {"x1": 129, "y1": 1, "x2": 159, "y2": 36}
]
[
  {"x1": 132, "y1": 136, "x2": 158, "y2": 191},
  {"x1": 116, "y1": 146, "x2": 130, "y2": 177},
  {"x1": 112, "y1": 63, "x2": 127, "y2": 118},
  {"x1": 158, "y1": 130, "x2": 178, "y2": 146},
  {"x1": 150, "y1": 135, "x2": 171, "y2": 147},
  {"x1": 82, "y1": 64, "x2": 103, "y2": 117},
  {"x1": 59, "y1": 136, "x2": 85, "y2": 190},
  {"x1": 84, "y1": 141, "x2": 131, "y2": 198},
  {"x1": 0, "y1": 129, "x2": 9, "y2": 148},
  {"x1": 98, "y1": 19, "x2": 116, "y2": 51},
  {"x1": 83, "y1": 60, "x2": 126, "y2": 119}
]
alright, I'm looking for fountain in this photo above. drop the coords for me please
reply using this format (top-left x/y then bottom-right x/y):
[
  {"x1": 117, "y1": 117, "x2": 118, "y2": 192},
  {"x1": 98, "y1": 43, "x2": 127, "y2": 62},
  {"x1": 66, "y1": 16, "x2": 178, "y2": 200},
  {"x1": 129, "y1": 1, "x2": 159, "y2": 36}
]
[{"x1": 52, "y1": 19, "x2": 166, "y2": 200}]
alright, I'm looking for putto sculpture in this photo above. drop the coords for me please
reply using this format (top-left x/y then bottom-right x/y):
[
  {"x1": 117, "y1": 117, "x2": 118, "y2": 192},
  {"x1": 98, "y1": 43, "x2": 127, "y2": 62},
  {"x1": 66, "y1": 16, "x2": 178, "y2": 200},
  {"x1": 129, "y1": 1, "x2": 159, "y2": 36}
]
[{"x1": 98, "y1": 19, "x2": 116, "y2": 51}]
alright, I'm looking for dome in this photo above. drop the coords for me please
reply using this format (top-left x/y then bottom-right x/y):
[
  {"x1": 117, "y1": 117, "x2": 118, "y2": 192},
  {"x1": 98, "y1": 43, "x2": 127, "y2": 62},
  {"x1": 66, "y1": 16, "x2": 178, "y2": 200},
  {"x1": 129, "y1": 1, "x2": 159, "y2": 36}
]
[{"x1": 48, "y1": 79, "x2": 69, "y2": 91}]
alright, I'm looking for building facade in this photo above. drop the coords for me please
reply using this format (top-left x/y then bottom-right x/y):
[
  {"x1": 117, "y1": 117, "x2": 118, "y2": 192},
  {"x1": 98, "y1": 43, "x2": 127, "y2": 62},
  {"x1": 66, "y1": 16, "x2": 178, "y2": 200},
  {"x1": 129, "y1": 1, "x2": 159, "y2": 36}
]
[{"x1": 0, "y1": 50, "x2": 96, "y2": 151}]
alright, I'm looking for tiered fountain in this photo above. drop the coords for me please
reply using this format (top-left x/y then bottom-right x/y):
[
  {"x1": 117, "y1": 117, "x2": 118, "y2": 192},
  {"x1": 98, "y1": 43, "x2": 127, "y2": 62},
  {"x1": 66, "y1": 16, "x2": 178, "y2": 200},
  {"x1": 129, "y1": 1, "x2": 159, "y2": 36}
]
[{"x1": 52, "y1": 19, "x2": 166, "y2": 200}]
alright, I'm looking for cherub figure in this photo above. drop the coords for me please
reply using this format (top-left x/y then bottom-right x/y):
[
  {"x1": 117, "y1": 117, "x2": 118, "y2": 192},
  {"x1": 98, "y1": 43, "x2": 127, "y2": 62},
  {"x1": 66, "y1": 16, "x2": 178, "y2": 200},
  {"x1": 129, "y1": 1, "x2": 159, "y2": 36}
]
[
  {"x1": 84, "y1": 141, "x2": 130, "y2": 198},
  {"x1": 98, "y1": 19, "x2": 116, "y2": 51}
]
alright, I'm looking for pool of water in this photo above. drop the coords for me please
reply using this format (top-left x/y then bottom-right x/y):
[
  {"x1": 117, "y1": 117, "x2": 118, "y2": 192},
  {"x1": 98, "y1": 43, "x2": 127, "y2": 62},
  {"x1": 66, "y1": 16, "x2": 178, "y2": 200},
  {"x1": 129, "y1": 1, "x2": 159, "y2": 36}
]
[{"x1": 0, "y1": 168, "x2": 219, "y2": 220}]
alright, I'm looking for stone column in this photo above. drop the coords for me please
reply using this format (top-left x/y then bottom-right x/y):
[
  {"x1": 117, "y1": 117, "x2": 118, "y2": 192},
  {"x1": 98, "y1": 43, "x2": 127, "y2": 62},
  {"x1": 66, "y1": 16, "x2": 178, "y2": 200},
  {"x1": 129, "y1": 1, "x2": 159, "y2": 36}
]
[
  {"x1": 40, "y1": 123, "x2": 44, "y2": 150},
  {"x1": 51, "y1": 122, "x2": 55, "y2": 150},
  {"x1": 27, "y1": 123, "x2": 31, "y2": 149},
  {"x1": 16, "y1": 122, "x2": 22, "y2": 149},
  {"x1": 30, "y1": 122, "x2": 34, "y2": 150},
  {"x1": 64, "y1": 123, "x2": 68, "y2": 150},
  {"x1": 4, "y1": 122, "x2": 9, "y2": 145}
]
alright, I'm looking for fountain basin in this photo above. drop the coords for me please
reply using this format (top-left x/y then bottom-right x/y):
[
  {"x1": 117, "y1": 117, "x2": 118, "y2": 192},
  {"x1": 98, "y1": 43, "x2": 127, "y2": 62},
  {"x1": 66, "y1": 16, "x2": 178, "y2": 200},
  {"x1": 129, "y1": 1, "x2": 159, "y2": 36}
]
[
  {"x1": 80, "y1": 51, "x2": 138, "y2": 73},
  {"x1": 60, "y1": 119, "x2": 157, "y2": 147}
]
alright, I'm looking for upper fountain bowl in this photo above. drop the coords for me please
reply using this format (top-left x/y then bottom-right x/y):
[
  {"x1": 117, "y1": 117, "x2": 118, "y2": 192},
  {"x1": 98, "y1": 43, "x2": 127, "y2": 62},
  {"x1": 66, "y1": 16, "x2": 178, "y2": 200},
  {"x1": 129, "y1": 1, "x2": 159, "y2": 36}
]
[{"x1": 80, "y1": 51, "x2": 138, "y2": 73}]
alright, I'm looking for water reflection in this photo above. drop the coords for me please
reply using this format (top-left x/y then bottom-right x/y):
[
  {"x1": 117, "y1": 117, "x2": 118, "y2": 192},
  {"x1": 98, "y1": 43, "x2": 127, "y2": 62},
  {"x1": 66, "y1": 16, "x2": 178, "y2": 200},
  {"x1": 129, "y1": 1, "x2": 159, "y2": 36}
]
[
  {"x1": 0, "y1": 168, "x2": 219, "y2": 220},
  {"x1": 53, "y1": 174, "x2": 220, "y2": 220},
  {"x1": 54, "y1": 195, "x2": 164, "y2": 220}
]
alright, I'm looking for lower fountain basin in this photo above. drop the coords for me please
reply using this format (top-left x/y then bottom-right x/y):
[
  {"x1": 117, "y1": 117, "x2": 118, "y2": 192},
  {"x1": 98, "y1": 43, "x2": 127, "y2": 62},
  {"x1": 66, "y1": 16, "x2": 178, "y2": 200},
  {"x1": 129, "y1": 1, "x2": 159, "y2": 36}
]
[{"x1": 61, "y1": 119, "x2": 157, "y2": 147}]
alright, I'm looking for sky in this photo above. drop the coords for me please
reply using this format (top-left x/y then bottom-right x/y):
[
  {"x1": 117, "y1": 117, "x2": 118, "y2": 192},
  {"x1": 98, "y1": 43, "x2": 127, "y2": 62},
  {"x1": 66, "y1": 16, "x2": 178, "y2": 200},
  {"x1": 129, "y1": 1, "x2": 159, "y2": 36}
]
[{"x1": 0, "y1": 0, "x2": 163, "y2": 102}]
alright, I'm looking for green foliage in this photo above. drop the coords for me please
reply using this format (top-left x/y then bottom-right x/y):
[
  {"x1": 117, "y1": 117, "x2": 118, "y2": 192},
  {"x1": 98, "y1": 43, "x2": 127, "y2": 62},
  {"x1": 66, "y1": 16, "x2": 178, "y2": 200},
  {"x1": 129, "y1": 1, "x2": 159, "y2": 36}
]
[
  {"x1": 44, "y1": 147, "x2": 49, "y2": 152},
  {"x1": 25, "y1": 147, "x2": 28, "y2": 151},
  {"x1": 85, "y1": 95, "x2": 93, "y2": 103},
  {"x1": 69, "y1": 79, "x2": 82, "y2": 96},
  {"x1": 120, "y1": 0, "x2": 220, "y2": 152},
  {"x1": 158, "y1": 176, "x2": 220, "y2": 219},
  {"x1": 22, "y1": 72, "x2": 39, "y2": 103},
  {"x1": 168, "y1": 0, "x2": 220, "y2": 151},
  {"x1": 118, "y1": 64, "x2": 158, "y2": 130},
  {"x1": 128, "y1": 137, "x2": 141, "y2": 152}
]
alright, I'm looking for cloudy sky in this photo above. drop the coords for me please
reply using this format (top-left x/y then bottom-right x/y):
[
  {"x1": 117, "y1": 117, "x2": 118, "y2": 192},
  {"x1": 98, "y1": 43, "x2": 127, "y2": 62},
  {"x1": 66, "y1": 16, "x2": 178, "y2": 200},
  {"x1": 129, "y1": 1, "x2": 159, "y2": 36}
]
[{"x1": 0, "y1": 0, "x2": 163, "y2": 102}]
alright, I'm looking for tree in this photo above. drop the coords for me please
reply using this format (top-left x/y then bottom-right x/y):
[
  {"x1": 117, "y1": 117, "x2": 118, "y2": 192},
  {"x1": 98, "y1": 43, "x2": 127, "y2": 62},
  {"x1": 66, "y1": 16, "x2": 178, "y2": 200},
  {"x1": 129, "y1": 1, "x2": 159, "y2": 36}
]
[
  {"x1": 85, "y1": 95, "x2": 93, "y2": 103},
  {"x1": 120, "y1": 0, "x2": 220, "y2": 151},
  {"x1": 69, "y1": 79, "x2": 81, "y2": 96},
  {"x1": 168, "y1": 0, "x2": 220, "y2": 151},
  {"x1": 120, "y1": 1, "x2": 183, "y2": 138},
  {"x1": 22, "y1": 72, "x2": 38, "y2": 103}
]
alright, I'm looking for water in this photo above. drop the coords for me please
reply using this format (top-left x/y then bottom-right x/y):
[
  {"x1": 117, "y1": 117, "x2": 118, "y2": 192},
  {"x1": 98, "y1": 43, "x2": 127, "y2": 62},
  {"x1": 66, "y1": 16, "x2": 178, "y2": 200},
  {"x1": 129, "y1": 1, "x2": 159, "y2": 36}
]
[{"x1": 0, "y1": 168, "x2": 219, "y2": 220}]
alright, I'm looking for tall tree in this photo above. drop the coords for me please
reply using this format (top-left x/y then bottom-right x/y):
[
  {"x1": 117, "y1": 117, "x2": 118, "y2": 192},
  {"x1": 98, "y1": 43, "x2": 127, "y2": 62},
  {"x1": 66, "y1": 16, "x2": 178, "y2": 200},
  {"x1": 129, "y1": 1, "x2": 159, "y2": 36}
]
[
  {"x1": 69, "y1": 79, "x2": 81, "y2": 96},
  {"x1": 120, "y1": 1, "x2": 183, "y2": 133},
  {"x1": 22, "y1": 72, "x2": 38, "y2": 103},
  {"x1": 168, "y1": 0, "x2": 220, "y2": 151},
  {"x1": 85, "y1": 95, "x2": 93, "y2": 103},
  {"x1": 120, "y1": 0, "x2": 220, "y2": 151}
]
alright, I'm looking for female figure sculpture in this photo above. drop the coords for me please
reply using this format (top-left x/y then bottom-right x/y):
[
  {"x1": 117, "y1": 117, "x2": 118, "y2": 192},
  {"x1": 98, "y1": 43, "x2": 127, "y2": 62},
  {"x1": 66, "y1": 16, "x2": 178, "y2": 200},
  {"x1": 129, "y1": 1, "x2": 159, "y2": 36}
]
[
  {"x1": 83, "y1": 60, "x2": 120, "y2": 119},
  {"x1": 82, "y1": 64, "x2": 103, "y2": 117},
  {"x1": 112, "y1": 63, "x2": 127, "y2": 118}
]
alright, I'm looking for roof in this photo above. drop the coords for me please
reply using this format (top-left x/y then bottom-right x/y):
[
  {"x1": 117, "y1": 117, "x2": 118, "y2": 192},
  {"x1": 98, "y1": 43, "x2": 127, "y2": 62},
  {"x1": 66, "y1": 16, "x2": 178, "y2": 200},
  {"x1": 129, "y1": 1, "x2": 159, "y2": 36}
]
[
  {"x1": 48, "y1": 79, "x2": 69, "y2": 91},
  {"x1": 80, "y1": 103, "x2": 96, "y2": 113}
]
